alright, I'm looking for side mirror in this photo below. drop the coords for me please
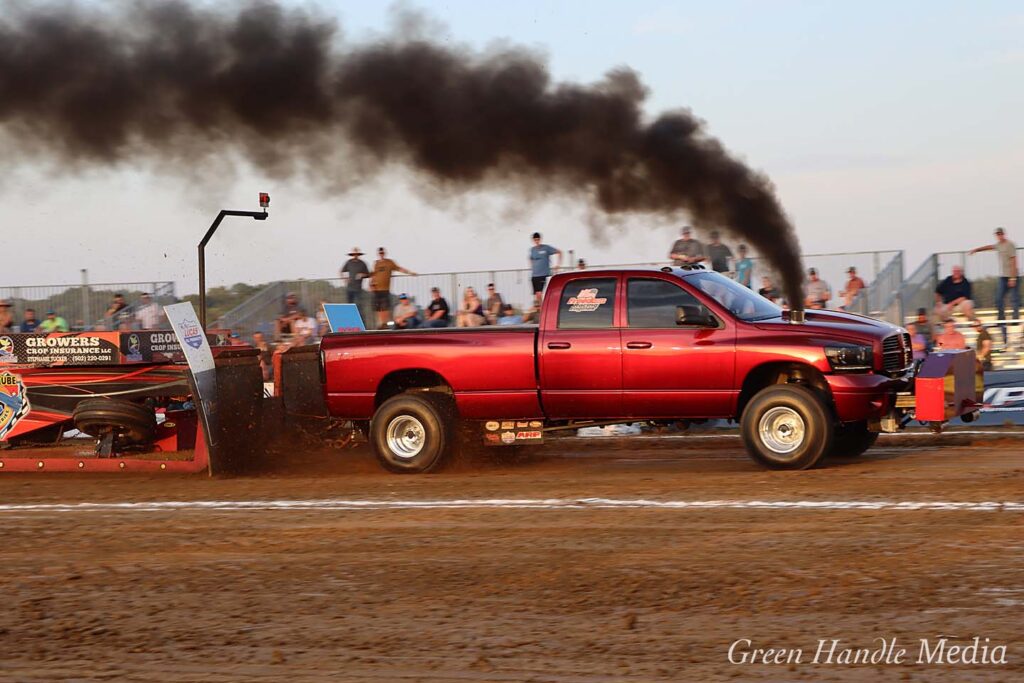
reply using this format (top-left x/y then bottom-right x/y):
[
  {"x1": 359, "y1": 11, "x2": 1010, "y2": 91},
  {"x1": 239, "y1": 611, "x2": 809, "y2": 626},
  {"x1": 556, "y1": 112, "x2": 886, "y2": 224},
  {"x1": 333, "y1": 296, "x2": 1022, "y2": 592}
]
[{"x1": 676, "y1": 304, "x2": 716, "y2": 327}]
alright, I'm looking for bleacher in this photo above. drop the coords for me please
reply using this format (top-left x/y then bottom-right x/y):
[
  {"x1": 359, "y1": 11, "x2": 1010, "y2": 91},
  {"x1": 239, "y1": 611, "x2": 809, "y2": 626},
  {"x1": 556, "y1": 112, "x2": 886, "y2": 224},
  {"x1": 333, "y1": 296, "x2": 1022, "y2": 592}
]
[{"x1": 929, "y1": 310, "x2": 1023, "y2": 370}]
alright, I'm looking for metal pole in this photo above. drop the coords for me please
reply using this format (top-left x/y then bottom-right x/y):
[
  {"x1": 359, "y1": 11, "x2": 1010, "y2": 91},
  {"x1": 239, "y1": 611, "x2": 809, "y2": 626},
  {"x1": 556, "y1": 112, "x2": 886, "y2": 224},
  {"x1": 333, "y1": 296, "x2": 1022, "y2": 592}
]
[
  {"x1": 80, "y1": 269, "x2": 91, "y2": 329},
  {"x1": 198, "y1": 209, "x2": 267, "y2": 330}
]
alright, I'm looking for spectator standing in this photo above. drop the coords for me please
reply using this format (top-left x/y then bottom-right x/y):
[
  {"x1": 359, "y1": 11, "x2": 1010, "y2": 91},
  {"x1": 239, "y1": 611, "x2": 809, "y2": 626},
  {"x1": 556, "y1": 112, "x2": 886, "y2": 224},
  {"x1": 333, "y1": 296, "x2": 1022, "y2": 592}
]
[
  {"x1": 370, "y1": 247, "x2": 417, "y2": 329},
  {"x1": 529, "y1": 233, "x2": 562, "y2": 306},
  {"x1": 134, "y1": 293, "x2": 162, "y2": 329},
  {"x1": 906, "y1": 322, "x2": 928, "y2": 362},
  {"x1": 316, "y1": 299, "x2": 330, "y2": 337},
  {"x1": 934, "y1": 265, "x2": 975, "y2": 320},
  {"x1": 20, "y1": 308, "x2": 39, "y2": 333},
  {"x1": 804, "y1": 268, "x2": 831, "y2": 309},
  {"x1": 497, "y1": 304, "x2": 524, "y2": 325},
  {"x1": 935, "y1": 319, "x2": 967, "y2": 350},
  {"x1": 39, "y1": 310, "x2": 69, "y2": 333},
  {"x1": 457, "y1": 287, "x2": 486, "y2": 327},
  {"x1": 0, "y1": 300, "x2": 13, "y2": 333},
  {"x1": 252, "y1": 331, "x2": 275, "y2": 382},
  {"x1": 392, "y1": 294, "x2": 421, "y2": 329},
  {"x1": 668, "y1": 225, "x2": 705, "y2": 267},
  {"x1": 341, "y1": 247, "x2": 370, "y2": 311},
  {"x1": 576, "y1": 258, "x2": 587, "y2": 270},
  {"x1": 758, "y1": 276, "x2": 777, "y2": 302},
  {"x1": 969, "y1": 227, "x2": 1019, "y2": 344},
  {"x1": 839, "y1": 267, "x2": 866, "y2": 310},
  {"x1": 484, "y1": 283, "x2": 504, "y2": 325},
  {"x1": 734, "y1": 245, "x2": 754, "y2": 288},
  {"x1": 424, "y1": 287, "x2": 451, "y2": 328},
  {"x1": 705, "y1": 231, "x2": 734, "y2": 274},
  {"x1": 972, "y1": 319, "x2": 993, "y2": 371}
]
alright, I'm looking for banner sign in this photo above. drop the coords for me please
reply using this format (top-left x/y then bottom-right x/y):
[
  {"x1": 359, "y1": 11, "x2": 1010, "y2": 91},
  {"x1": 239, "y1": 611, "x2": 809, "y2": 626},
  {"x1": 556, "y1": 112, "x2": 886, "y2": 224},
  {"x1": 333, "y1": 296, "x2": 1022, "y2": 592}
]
[
  {"x1": 164, "y1": 303, "x2": 218, "y2": 466},
  {"x1": 120, "y1": 330, "x2": 229, "y2": 363},
  {"x1": 323, "y1": 303, "x2": 366, "y2": 333},
  {"x1": 0, "y1": 332, "x2": 121, "y2": 366}
]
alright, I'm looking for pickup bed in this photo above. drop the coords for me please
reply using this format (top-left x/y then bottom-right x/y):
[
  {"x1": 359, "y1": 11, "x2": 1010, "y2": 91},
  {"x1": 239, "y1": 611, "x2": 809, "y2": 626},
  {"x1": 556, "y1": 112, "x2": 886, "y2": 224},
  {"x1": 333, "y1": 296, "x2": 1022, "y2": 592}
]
[{"x1": 321, "y1": 267, "x2": 967, "y2": 472}]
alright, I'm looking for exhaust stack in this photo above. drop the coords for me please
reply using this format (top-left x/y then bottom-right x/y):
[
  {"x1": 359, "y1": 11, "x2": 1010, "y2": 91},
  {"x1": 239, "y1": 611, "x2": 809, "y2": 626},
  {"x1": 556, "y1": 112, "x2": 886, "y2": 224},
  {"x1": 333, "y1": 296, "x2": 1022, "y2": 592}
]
[{"x1": 789, "y1": 309, "x2": 806, "y2": 325}]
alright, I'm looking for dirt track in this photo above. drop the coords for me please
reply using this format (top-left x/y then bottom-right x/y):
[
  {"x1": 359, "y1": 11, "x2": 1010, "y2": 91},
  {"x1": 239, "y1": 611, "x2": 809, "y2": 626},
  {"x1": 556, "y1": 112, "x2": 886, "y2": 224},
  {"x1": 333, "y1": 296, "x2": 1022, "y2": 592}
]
[{"x1": 1, "y1": 434, "x2": 1022, "y2": 682}]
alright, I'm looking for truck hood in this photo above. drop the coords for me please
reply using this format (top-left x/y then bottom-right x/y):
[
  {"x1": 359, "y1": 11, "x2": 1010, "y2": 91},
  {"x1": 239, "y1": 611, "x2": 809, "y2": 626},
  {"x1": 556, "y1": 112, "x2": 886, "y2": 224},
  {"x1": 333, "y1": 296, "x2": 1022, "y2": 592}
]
[{"x1": 751, "y1": 309, "x2": 903, "y2": 343}]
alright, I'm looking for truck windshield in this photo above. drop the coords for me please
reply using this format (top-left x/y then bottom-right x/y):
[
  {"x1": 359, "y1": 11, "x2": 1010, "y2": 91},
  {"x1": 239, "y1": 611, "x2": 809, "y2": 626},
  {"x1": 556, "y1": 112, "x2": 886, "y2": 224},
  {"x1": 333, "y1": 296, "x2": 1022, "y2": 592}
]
[{"x1": 687, "y1": 271, "x2": 782, "y2": 321}]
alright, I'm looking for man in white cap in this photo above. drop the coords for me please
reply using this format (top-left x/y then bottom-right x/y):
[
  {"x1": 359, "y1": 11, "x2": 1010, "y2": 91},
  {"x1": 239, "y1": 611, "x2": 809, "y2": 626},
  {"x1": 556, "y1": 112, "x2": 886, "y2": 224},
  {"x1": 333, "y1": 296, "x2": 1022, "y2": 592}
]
[
  {"x1": 969, "y1": 227, "x2": 1019, "y2": 345},
  {"x1": 340, "y1": 247, "x2": 370, "y2": 314}
]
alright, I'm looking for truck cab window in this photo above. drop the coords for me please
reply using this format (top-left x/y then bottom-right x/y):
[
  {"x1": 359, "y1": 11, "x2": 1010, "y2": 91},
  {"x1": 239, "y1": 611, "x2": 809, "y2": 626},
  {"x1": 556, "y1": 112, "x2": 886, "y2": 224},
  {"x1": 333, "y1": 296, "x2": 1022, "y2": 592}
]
[
  {"x1": 557, "y1": 278, "x2": 617, "y2": 329},
  {"x1": 627, "y1": 278, "x2": 705, "y2": 328}
]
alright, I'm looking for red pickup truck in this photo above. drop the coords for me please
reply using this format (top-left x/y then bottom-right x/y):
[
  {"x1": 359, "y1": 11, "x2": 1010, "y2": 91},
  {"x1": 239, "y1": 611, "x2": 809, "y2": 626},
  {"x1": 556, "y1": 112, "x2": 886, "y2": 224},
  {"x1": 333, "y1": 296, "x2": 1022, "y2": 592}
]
[{"x1": 321, "y1": 267, "x2": 922, "y2": 472}]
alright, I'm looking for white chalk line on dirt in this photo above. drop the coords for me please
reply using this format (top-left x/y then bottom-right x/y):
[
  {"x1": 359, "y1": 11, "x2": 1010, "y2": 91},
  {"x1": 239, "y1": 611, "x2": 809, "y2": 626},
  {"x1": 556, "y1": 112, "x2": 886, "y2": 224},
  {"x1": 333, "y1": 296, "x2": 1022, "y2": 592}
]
[
  {"x1": 575, "y1": 430, "x2": 1023, "y2": 440},
  {"x1": 1, "y1": 498, "x2": 1022, "y2": 513}
]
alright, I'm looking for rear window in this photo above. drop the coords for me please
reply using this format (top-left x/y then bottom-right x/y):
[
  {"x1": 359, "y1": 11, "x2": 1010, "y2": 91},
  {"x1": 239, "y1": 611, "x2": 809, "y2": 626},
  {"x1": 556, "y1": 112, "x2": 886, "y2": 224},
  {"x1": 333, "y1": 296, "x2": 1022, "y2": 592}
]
[{"x1": 557, "y1": 278, "x2": 617, "y2": 329}]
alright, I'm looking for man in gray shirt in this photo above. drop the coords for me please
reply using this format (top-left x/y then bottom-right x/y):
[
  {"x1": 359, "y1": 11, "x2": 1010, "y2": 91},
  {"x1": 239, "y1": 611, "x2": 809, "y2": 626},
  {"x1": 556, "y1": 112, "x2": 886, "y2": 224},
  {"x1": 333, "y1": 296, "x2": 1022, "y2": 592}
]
[
  {"x1": 970, "y1": 227, "x2": 1019, "y2": 344},
  {"x1": 529, "y1": 232, "x2": 562, "y2": 306},
  {"x1": 705, "y1": 231, "x2": 734, "y2": 273},
  {"x1": 669, "y1": 225, "x2": 706, "y2": 266},
  {"x1": 340, "y1": 247, "x2": 370, "y2": 313}
]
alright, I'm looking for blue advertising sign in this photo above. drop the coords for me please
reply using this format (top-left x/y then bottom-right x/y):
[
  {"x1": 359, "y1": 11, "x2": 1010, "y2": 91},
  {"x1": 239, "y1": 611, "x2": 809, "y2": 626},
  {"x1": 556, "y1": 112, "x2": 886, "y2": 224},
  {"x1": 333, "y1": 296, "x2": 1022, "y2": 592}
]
[{"x1": 323, "y1": 303, "x2": 366, "y2": 333}]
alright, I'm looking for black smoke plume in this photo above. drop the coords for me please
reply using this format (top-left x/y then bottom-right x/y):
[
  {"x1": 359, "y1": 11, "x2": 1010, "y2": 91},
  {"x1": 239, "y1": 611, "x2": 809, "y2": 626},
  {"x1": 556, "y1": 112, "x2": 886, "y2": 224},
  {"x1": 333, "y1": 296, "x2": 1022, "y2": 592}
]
[{"x1": 0, "y1": 1, "x2": 804, "y2": 305}]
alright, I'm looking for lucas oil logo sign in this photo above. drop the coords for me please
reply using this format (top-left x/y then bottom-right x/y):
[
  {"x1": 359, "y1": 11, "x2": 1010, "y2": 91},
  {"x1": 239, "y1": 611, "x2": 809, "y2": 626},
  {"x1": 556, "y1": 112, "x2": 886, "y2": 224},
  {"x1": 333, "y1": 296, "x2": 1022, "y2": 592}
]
[
  {"x1": 0, "y1": 371, "x2": 30, "y2": 440},
  {"x1": 177, "y1": 317, "x2": 205, "y2": 350}
]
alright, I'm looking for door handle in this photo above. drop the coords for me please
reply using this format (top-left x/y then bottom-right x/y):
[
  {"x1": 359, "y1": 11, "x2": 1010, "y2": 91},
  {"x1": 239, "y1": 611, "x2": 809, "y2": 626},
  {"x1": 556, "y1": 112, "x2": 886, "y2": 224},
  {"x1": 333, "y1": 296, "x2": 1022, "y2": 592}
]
[
  {"x1": 547, "y1": 342, "x2": 571, "y2": 350},
  {"x1": 626, "y1": 341, "x2": 652, "y2": 349}
]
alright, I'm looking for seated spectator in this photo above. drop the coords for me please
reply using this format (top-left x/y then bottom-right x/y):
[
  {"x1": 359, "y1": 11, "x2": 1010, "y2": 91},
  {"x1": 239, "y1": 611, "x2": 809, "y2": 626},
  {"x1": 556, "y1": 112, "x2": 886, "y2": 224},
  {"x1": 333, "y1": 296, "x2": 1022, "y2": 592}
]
[
  {"x1": 576, "y1": 258, "x2": 587, "y2": 270},
  {"x1": 105, "y1": 292, "x2": 127, "y2": 317},
  {"x1": 913, "y1": 308, "x2": 934, "y2": 352},
  {"x1": 252, "y1": 331, "x2": 275, "y2": 382},
  {"x1": 484, "y1": 283, "x2": 504, "y2": 325},
  {"x1": 289, "y1": 308, "x2": 318, "y2": 346},
  {"x1": 839, "y1": 267, "x2": 866, "y2": 310},
  {"x1": 758, "y1": 276, "x2": 777, "y2": 302},
  {"x1": 0, "y1": 300, "x2": 13, "y2": 333},
  {"x1": 972, "y1": 319, "x2": 993, "y2": 371},
  {"x1": 934, "y1": 265, "x2": 975, "y2": 320},
  {"x1": 456, "y1": 287, "x2": 486, "y2": 327},
  {"x1": 906, "y1": 322, "x2": 928, "y2": 362},
  {"x1": 316, "y1": 299, "x2": 330, "y2": 337},
  {"x1": 20, "y1": 308, "x2": 39, "y2": 333},
  {"x1": 804, "y1": 268, "x2": 831, "y2": 309},
  {"x1": 276, "y1": 292, "x2": 302, "y2": 338},
  {"x1": 39, "y1": 309, "x2": 69, "y2": 333},
  {"x1": 134, "y1": 293, "x2": 162, "y2": 329},
  {"x1": 935, "y1": 319, "x2": 967, "y2": 350},
  {"x1": 393, "y1": 294, "x2": 421, "y2": 329},
  {"x1": 424, "y1": 287, "x2": 450, "y2": 328},
  {"x1": 497, "y1": 304, "x2": 524, "y2": 325}
]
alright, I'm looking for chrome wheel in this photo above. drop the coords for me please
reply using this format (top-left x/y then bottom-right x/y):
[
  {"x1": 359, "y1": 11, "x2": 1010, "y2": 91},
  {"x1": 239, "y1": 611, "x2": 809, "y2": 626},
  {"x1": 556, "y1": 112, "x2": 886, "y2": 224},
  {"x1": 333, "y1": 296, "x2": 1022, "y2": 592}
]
[
  {"x1": 385, "y1": 415, "x2": 426, "y2": 459},
  {"x1": 758, "y1": 406, "x2": 805, "y2": 456}
]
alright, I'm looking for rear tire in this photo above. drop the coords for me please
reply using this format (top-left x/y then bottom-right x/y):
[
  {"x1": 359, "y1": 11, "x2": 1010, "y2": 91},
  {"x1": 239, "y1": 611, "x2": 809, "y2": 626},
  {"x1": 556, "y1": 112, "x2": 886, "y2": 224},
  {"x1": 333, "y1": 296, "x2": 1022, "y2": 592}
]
[
  {"x1": 830, "y1": 422, "x2": 879, "y2": 457},
  {"x1": 73, "y1": 398, "x2": 157, "y2": 446},
  {"x1": 741, "y1": 384, "x2": 833, "y2": 470},
  {"x1": 370, "y1": 394, "x2": 453, "y2": 473}
]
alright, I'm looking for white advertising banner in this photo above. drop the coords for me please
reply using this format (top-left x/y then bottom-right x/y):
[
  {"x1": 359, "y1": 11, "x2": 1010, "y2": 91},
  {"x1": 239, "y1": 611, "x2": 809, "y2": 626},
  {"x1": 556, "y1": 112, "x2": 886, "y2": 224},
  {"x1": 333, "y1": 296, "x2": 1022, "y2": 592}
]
[{"x1": 163, "y1": 303, "x2": 216, "y2": 374}]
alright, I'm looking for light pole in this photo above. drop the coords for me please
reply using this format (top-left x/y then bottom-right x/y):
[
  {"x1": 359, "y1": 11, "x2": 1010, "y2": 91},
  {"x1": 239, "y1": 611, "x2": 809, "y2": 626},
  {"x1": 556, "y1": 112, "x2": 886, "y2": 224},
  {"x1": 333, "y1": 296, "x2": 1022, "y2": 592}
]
[{"x1": 198, "y1": 193, "x2": 270, "y2": 329}]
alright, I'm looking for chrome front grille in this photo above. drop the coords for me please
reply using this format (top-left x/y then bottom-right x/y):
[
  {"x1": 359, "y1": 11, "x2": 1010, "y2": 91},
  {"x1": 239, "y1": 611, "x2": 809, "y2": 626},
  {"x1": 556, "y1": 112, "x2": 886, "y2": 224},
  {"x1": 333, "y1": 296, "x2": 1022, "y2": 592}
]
[{"x1": 882, "y1": 333, "x2": 912, "y2": 373}]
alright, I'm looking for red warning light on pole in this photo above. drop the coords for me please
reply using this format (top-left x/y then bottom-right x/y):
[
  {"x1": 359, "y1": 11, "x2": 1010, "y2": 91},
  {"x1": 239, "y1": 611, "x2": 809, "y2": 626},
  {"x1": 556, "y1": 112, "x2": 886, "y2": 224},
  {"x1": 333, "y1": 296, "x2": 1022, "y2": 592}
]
[{"x1": 259, "y1": 192, "x2": 270, "y2": 208}]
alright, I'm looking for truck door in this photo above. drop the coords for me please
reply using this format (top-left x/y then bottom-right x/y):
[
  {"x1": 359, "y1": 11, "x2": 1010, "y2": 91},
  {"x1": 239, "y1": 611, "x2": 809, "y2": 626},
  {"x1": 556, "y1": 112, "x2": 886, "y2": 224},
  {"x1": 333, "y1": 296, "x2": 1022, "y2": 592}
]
[
  {"x1": 621, "y1": 276, "x2": 736, "y2": 418},
  {"x1": 538, "y1": 276, "x2": 622, "y2": 418}
]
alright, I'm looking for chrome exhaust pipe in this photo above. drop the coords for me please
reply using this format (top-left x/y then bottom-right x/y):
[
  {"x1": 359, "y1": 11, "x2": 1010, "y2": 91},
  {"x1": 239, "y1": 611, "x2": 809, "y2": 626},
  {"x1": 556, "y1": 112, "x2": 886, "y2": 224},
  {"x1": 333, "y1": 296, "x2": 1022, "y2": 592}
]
[{"x1": 789, "y1": 309, "x2": 805, "y2": 325}]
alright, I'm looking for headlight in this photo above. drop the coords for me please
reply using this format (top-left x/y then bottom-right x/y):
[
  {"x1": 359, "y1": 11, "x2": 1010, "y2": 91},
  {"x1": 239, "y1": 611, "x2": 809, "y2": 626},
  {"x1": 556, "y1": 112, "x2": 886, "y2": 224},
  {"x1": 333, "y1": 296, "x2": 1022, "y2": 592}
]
[{"x1": 825, "y1": 344, "x2": 873, "y2": 372}]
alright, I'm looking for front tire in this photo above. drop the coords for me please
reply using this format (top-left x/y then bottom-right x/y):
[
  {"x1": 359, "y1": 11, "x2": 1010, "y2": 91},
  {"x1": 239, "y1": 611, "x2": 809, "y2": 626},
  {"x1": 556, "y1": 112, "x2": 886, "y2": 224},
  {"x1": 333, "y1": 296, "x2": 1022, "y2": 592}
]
[
  {"x1": 370, "y1": 394, "x2": 453, "y2": 473},
  {"x1": 830, "y1": 422, "x2": 879, "y2": 457},
  {"x1": 741, "y1": 384, "x2": 833, "y2": 470}
]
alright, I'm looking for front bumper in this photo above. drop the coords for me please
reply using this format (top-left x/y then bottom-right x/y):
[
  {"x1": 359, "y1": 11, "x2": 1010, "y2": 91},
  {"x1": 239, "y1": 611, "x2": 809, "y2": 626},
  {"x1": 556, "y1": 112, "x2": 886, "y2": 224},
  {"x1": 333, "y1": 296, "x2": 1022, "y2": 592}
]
[{"x1": 826, "y1": 370, "x2": 913, "y2": 423}]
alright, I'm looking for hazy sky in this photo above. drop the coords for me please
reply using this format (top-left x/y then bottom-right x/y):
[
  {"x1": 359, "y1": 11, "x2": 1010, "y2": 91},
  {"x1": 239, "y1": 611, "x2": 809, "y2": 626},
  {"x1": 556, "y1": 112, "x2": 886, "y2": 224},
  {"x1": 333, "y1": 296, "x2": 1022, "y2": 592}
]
[{"x1": 4, "y1": 0, "x2": 1022, "y2": 294}]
